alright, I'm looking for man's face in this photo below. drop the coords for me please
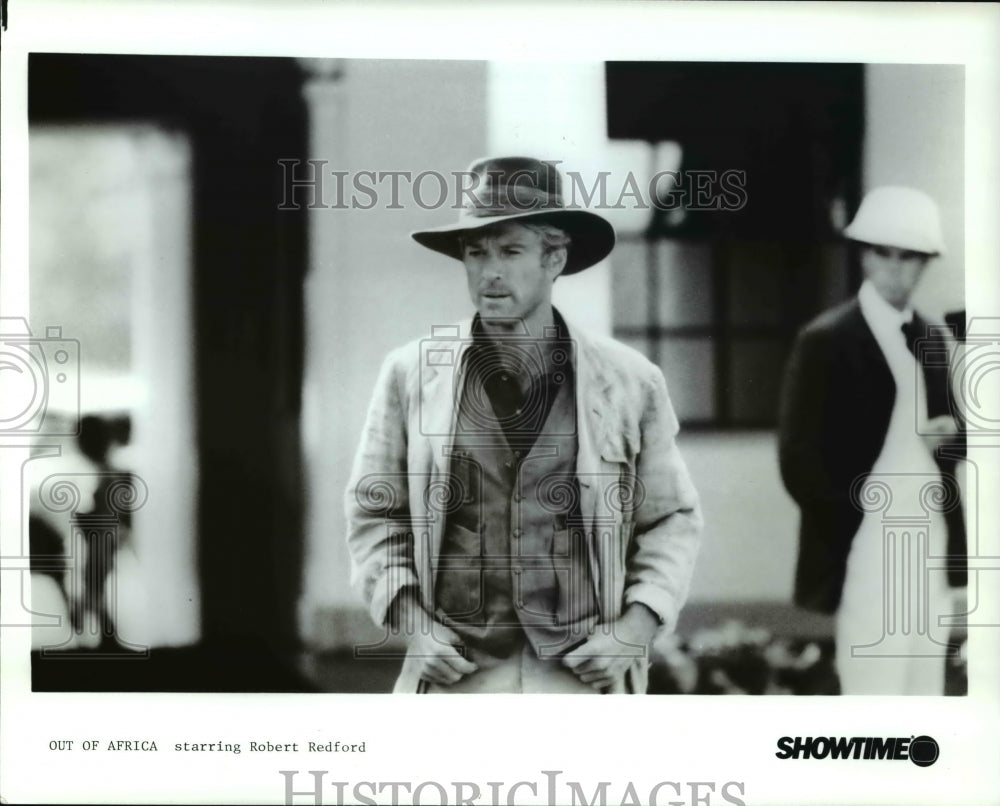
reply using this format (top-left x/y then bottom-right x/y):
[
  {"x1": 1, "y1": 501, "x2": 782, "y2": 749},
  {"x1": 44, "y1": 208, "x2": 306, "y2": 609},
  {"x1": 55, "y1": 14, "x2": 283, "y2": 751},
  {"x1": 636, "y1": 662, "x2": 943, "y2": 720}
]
[
  {"x1": 461, "y1": 223, "x2": 565, "y2": 323},
  {"x1": 861, "y1": 243, "x2": 931, "y2": 311}
]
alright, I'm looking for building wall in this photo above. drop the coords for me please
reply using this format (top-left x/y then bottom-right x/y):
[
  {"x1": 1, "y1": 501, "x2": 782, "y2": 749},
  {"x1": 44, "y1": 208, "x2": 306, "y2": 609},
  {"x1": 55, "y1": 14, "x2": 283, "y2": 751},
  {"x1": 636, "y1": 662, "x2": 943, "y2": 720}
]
[
  {"x1": 681, "y1": 431, "x2": 798, "y2": 603},
  {"x1": 864, "y1": 64, "x2": 965, "y2": 319},
  {"x1": 300, "y1": 60, "x2": 489, "y2": 642}
]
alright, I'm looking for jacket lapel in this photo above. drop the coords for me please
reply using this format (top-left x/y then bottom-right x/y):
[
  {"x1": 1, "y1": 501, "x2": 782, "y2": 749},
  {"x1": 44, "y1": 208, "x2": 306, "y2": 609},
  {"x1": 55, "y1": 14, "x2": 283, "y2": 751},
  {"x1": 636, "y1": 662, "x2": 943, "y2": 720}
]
[
  {"x1": 567, "y1": 321, "x2": 621, "y2": 618},
  {"x1": 845, "y1": 299, "x2": 897, "y2": 417},
  {"x1": 572, "y1": 323, "x2": 613, "y2": 480},
  {"x1": 418, "y1": 322, "x2": 474, "y2": 477}
]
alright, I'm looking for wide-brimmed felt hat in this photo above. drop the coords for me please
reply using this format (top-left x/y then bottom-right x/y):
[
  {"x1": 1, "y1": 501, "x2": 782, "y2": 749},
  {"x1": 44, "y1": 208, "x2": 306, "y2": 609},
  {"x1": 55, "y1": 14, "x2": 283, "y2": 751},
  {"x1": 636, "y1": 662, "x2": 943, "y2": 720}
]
[
  {"x1": 411, "y1": 156, "x2": 616, "y2": 275},
  {"x1": 843, "y1": 186, "x2": 945, "y2": 256}
]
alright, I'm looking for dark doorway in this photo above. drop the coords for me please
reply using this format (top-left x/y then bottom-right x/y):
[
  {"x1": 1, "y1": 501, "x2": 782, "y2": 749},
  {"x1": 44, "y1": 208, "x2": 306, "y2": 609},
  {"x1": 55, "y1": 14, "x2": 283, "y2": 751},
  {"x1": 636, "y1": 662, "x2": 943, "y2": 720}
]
[{"x1": 30, "y1": 53, "x2": 312, "y2": 691}]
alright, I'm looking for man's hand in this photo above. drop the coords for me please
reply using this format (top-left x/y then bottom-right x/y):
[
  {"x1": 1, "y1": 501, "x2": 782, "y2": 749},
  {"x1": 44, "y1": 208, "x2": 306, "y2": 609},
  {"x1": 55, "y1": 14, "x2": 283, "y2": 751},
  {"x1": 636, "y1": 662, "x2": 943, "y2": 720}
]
[
  {"x1": 390, "y1": 588, "x2": 478, "y2": 687},
  {"x1": 407, "y1": 620, "x2": 478, "y2": 686},
  {"x1": 922, "y1": 415, "x2": 960, "y2": 455},
  {"x1": 562, "y1": 604, "x2": 660, "y2": 691}
]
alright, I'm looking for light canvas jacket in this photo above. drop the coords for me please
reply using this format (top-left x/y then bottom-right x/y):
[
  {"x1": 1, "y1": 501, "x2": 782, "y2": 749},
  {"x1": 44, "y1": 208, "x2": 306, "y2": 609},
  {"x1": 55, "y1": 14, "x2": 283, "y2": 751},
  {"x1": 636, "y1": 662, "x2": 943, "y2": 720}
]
[{"x1": 345, "y1": 314, "x2": 703, "y2": 693}]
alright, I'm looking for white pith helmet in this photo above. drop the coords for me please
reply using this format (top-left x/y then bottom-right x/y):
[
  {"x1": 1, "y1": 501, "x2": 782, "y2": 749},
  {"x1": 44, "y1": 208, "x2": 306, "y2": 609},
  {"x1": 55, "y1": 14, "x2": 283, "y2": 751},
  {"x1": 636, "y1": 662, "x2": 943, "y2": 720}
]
[{"x1": 843, "y1": 186, "x2": 945, "y2": 256}]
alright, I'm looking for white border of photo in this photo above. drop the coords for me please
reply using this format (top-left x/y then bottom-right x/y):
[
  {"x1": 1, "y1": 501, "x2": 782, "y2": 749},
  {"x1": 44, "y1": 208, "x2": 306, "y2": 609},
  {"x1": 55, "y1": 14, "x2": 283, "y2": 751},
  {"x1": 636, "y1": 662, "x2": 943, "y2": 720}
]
[{"x1": 1, "y1": 2, "x2": 998, "y2": 805}]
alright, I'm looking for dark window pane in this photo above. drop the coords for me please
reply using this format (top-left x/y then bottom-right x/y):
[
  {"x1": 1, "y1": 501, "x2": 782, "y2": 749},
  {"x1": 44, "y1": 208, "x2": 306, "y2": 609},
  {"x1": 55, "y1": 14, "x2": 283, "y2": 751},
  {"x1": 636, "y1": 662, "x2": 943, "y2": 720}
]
[
  {"x1": 816, "y1": 242, "x2": 852, "y2": 312},
  {"x1": 726, "y1": 243, "x2": 786, "y2": 328},
  {"x1": 728, "y1": 338, "x2": 788, "y2": 425}
]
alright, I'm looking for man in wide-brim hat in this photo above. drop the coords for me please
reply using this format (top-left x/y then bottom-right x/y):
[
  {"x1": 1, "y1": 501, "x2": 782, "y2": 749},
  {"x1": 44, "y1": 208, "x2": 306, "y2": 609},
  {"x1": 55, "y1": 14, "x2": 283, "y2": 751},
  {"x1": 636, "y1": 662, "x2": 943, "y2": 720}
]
[{"x1": 345, "y1": 156, "x2": 702, "y2": 694}]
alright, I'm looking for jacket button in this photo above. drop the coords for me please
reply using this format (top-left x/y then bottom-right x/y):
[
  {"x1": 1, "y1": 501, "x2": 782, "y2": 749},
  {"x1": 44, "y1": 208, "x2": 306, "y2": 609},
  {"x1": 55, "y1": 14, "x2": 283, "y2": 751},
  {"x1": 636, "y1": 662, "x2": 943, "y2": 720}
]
[
  {"x1": 512, "y1": 529, "x2": 522, "y2": 539},
  {"x1": 513, "y1": 493, "x2": 523, "y2": 503}
]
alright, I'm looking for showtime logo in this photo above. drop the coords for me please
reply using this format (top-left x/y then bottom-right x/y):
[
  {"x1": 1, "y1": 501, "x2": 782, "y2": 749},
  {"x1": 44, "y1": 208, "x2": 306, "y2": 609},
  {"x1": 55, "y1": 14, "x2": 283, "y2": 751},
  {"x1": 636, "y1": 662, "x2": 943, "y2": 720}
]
[{"x1": 775, "y1": 736, "x2": 939, "y2": 767}]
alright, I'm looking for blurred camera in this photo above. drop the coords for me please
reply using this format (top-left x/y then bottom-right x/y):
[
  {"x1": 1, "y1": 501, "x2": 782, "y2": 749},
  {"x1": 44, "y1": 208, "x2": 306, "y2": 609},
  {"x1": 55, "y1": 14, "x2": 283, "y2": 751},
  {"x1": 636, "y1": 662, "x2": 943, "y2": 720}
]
[
  {"x1": 418, "y1": 322, "x2": 576, "y2": 437},
  {"x1": 0, "y1": 318, "x2": 80, "y2": 435},
  {"x1": 948, "y1": 316, "x2": 1000, "y2": 437}
]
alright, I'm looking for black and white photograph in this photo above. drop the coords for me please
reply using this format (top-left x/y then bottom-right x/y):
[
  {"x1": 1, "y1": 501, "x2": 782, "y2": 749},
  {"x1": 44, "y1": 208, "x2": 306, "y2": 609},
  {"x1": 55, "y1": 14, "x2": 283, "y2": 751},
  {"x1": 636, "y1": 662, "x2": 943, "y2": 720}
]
[{"x1": 2, "y1": 2, "x2": 998, "y2": 805}]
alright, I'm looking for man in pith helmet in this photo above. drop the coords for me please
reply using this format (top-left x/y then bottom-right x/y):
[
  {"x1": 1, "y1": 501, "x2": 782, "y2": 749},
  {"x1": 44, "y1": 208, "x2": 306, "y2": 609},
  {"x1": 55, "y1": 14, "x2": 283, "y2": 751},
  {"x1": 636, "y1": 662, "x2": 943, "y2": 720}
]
[
  {"x1": 345, "y1": 156, "x2": 703, "y2": 693},
  {"x1": 779, "y1": 186, "x2": 966, "y2": 695}
]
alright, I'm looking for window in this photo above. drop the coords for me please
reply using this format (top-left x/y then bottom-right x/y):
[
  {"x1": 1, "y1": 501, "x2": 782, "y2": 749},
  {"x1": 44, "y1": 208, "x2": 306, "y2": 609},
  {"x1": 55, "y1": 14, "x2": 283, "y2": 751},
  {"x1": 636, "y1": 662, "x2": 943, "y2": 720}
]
[{"x1": 606, "y1": 62, "x2": 864, "y2": 427}]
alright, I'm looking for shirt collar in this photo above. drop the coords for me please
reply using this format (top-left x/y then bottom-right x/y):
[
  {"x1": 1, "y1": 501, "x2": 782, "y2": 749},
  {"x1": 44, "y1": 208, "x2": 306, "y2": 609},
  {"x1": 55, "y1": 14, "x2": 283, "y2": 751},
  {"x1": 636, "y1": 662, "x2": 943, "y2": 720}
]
[
  {"x1": 470, "y1": 307, "x2": 571, "y2": 343},
  {"x1": 858, "y1": 280, "x2": 914, "y2": 329},
  {"x1": 468, "y1": 307, "x2": 572, "y2": 380}
]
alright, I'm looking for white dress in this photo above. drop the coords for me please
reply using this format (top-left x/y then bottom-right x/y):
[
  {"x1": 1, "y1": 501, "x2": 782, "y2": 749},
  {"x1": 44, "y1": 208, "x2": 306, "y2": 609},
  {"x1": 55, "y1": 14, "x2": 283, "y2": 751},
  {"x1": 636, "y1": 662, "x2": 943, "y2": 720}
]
[{"x1": 835, "y1": 282, "x2": 953, "y2": 695}]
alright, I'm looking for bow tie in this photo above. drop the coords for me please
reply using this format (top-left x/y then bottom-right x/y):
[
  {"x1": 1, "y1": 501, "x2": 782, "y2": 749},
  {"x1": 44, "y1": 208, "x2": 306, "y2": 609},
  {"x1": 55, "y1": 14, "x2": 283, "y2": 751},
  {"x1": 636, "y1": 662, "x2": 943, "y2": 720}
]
[
  {"x1": 901, "y1": 317, "x2": 953, "y2": 418},
  {"x1": 901, "y1": 319, "x2": 921, "y2": 356}
]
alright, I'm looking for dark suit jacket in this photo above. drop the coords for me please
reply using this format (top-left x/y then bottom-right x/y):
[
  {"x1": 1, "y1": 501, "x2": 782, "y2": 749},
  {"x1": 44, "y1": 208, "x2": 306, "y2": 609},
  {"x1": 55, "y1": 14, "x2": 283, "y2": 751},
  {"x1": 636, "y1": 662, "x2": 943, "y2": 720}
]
[{"x1": 778, "y1": 298, "x2": 966, "y2": 614}]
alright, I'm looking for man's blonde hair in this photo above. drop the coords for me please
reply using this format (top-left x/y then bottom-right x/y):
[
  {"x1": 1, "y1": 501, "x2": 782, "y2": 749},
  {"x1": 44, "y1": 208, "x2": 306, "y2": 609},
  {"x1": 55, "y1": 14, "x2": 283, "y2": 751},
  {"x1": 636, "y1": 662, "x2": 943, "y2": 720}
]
[
  {"x1": 459, "y1": 220, "x2": 572, "y2": 264},
  {"x1": 519, "y1": 221, "x2": 572, "y2": 258}
]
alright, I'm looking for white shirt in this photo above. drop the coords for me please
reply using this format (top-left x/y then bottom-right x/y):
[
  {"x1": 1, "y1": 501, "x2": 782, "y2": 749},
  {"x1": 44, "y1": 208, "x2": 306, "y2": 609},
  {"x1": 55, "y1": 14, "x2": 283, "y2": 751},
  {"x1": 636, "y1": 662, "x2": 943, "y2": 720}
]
[{"x1": 857, "y1": 279, "x2": 927, "y2": 426}]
